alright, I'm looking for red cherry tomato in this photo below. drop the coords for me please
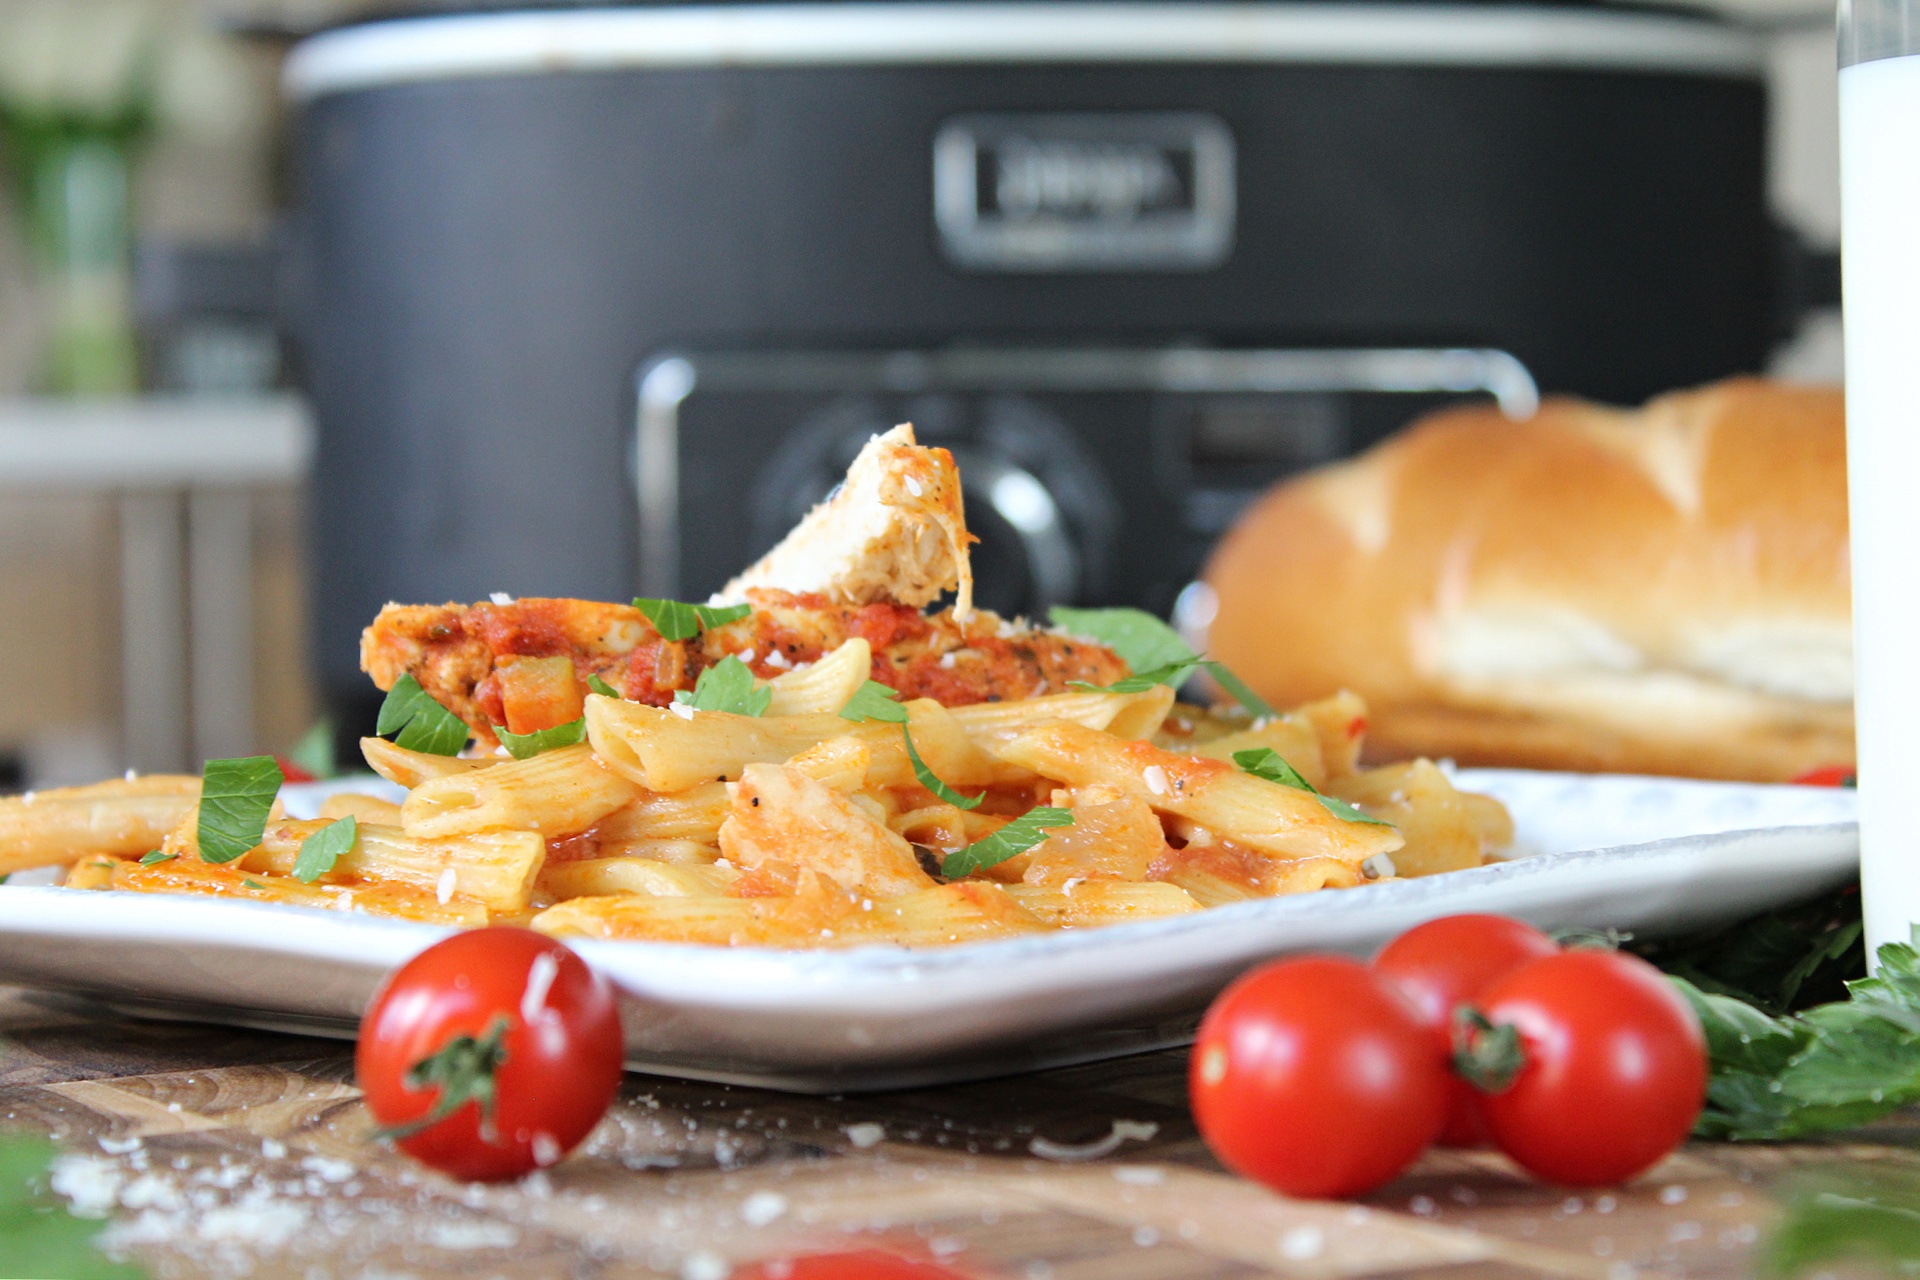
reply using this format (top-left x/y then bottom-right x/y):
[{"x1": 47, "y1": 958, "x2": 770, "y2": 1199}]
[
  {"x1": 1791, "y1": 765, "x2": 1856, "y2": 787},
  {"x1": 1190, "y1": 956, "x2": 1449, "y2": 1199},
  {"x1": 1468, "y1": 949, "x2": 1705, "y2": 1186},
  {"x1": 1373, "y1": 915, "x2": 1561, "y2": 1146},
  {"x1": 357, "y1": 928, "x2": 624, "y2": 1181},
  {"x1": 737, "y1": 1250, "x2": 969, "y2": 1280}
]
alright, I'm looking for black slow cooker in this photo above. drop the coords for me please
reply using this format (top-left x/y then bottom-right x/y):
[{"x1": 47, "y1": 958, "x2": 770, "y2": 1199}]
[{"x1": 282, "y1": 3, "x2": 1789, "y2": 734}]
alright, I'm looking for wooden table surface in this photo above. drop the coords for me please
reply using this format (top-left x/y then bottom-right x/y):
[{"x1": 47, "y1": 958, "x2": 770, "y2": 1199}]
[{"x1": 0, "y1": 985, "x2": 1907, "y2": 1280}]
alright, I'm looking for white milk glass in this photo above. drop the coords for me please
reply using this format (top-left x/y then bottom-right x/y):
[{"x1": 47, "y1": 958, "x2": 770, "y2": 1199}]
[{"x1": 1842, "y1": 0, "x2": 1920, "y2": 958}]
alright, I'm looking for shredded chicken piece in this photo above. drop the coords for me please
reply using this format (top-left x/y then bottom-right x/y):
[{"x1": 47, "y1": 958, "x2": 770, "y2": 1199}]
[{"x1": 713, "y1": 424, "x2": 976, "y2": 619}]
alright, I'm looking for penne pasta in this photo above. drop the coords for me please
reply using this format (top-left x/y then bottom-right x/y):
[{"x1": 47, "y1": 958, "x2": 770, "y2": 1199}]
[
  {"x1": 585, "y1": 697, "x2": 1025, "y2": 794},
  {"x1": 247, "y1": 819, "x2": 545, "y2": 912},
  {"x1": 1325, "y1": 759, "x2": 1496, "y2": 878},
  {"x1": 533, "y1": 868, "x2": 858, "y2": 946},
  {"x1": 318, "y1": 793, "x2": 404, "y2": 824},
  {"x1": 594, "y1": 838, "x2": 721, "y2": 865},
  {"x1": 947, "y1": 685, "x2": 1173, "y2": 745},
  {"x1": 1184, "y1": 716, "x2": 1329, "y2": 789},
  {"x1": 765, "y1": 638, "x2": 870, "y2": 716},
  {"x1": 784, "y1": 736, "x2": 873, "y2": 793},
  {"x1": 1003, "y1": 881, "x2": 1201, "y2": 927},
  {"x1": 993, "y1": 721, "x2": 1403, "y2": 865},
  {"x1": 361, "y1": 737, "x2": 494, "y2": 788},
  {"x1": 587, "y1": 697, "x2": 849, "y2": 792},
  {"x1": 596, "y1": 782, "x2": 731, "y2": 843},
  {"x1": 855, "y1": 882, "x2": 1050, "y2": 945},
  {"x1": 0, "y1": 776, "x2": 199, "y2": 873},
  {"x1": 401, "y1": 743, "x2": 640, "y2": 839},
  {"x1": 536, "y1": 857, "x2": 737, "y2": 901}
]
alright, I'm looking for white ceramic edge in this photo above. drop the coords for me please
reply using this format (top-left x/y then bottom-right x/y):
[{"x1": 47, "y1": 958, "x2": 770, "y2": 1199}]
[{"x1": 283, "y1": 4, "x2": 1766, "y2": 101}]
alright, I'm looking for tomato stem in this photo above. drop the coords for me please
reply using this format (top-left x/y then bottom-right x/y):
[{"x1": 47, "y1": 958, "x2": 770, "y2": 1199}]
[
  {"x1": 1452, "y1": 1006, "x2": 1527, "y2": 1094},
  {"x1": 375, "y1": 1013, "x2": 512, "y2": 1144}
]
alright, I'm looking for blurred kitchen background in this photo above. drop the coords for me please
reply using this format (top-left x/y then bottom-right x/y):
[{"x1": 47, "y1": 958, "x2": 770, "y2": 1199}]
[{"x1": 0, "y1": 0, "x2": 1848, "y2": 788}]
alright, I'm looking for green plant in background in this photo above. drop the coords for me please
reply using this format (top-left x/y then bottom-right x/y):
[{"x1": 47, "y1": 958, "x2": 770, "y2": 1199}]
[
  {"x1": 0, "y1": 1135, "x2": 143, "y2": 1279},
  {"x1": 0, "y1": 0, "x2": 261, "y2": 399},
  {"x1": 0, "y1": 1, "x2": 160, "y2": 395}
]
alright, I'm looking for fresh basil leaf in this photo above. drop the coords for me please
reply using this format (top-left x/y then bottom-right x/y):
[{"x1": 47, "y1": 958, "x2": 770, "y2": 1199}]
[
  {"x1": 1233, "y1": 747, "x2": 1312, "y2": 790},
  {"x1": 1048, "y1": 606, "x2": 1195, "y2": 675},
  {"x1": 586, "y1": 674, "x2": 623, "y2": 700},
  {"x1": 197, "y1": 756, "x2": 283, "y2": 865},
  {"x1": 138, "y1": 850, "x2": 174, "y2": 866},
  {"x1": 1050, "y1": 609, "x2": 1275, "y2": 718},
  {"x1": 0, "y1": 1135, "x2": 146, "y2": 1280},
  {"x1": 634, "y1": 598, "x2": 753, "y2": 642},
  {"x1": 1068, "y1": 658, "x2": 1206, "y2": 696},
  {"x1": 840, "y1": 679, "x2": 909, "y2": 724},
  {"x1": 674, "y1": 656, "x2": 771, "y2": 716},
  {"x1": 1233, "y1": 747, "x2": 1392, "y2": 827},
  {"x1": 292, "y1": 815, "x2": 358, "y2": 884},
  {"x1": 942, "y1": 807, "x2": 1074, "y2": 878},
  {"x1": 904, "y1": 726, "x2": 982, "y2": 810},
  {"x1": 1202, "y1": 660, "x2": 1279, "y2": 721},
  {"x1": 694, "y1": 602, "x2": 753, "y2": 630},
  {"x1": 375, "y1": 674, "x2": 470, "y2": 756},
  {"x1": 634, "y1": 597, "x2": 701, "y2": 641},
  {"x1": 494, "y1": 716, "x2": 587, "y2": 760}
]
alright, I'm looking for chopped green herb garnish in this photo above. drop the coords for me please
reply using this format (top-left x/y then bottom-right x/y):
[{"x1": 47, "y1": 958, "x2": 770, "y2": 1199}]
[
  {"x1": 1203, "y1": 662, "x2": 1278, "y2": 720},
  {"x1": 586, "y1": 674, "x2": 624, "y2": 700},
  {"x1": 673, "y1": 656, "x2": 771, "y2": 716},
  {"x1": 138, "y1": 850, "x2": 174, "y2": 866},
  {"x1": 292, "y1": 815, "x2": 358, "y2": 884},
  {"x1": 1051, "y1": 607, "x2": 1275, "y2": 718},
  {"x1": 494, "y1": 717, "x2": 587, "y2": 759},
  {"x1": 1232, "y1": 747, "x2": 1390, "y2": 827},
  {"x1": 904, "y1": 727, "x2": 982, "y2": 810},
  {"x1": 633, "y1": 598, "x2": 753, "y2": 642},
  {"x1": 942, "y1": 807, "x2": 1074, "y2": 878},
  {"x1": 1068, "y1": 657, "x2": 1204, "y2": 696},
  {"x1": 242, "y1": 879, "x2": 267, "y2": 890},
  {"x1": 1049, "y1": 606, "x2": 1194, "y2": 675},
  {"x1": 839, "y1": 679, "x2": 909, "y2": 724},
  {"x1": 197, "y1": 756, "x2": 284, "y2": 864},
  {"x1": 375, "y1": 674, "x2": 470, "y2": 757}
]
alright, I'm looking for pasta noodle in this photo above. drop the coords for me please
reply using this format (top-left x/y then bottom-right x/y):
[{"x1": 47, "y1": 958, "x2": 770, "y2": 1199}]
[
  {"x1": 24, "y1": 680, "x2": 1511, "y2": 949},
  {"x1": 0, "y1": 776, "x2": 198, "y2": 874},
  {"x1": 401, "y1": 743, "x2": 639, "y2": 839}
]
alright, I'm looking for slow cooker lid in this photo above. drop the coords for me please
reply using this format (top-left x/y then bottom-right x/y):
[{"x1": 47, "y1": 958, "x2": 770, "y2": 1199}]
[{"x1": 283, "y1": 2, "x2": 1765, "y2": 101}]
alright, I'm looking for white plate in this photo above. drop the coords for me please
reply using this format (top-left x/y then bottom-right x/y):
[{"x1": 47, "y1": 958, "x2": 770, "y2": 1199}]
[{"x1": 0, "y1": 770, "x2": 1857, "y2": 1092}]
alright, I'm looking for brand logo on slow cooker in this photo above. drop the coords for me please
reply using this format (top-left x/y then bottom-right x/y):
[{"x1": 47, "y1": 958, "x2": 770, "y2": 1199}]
[{"x1": 934, "y1": 112, "x2": 1235, "y2": 273}]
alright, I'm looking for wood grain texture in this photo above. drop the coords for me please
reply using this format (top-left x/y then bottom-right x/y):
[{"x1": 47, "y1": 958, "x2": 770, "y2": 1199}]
[{"x1": 0, "y1": 985, "x2": 1904, "y2": 1280}]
